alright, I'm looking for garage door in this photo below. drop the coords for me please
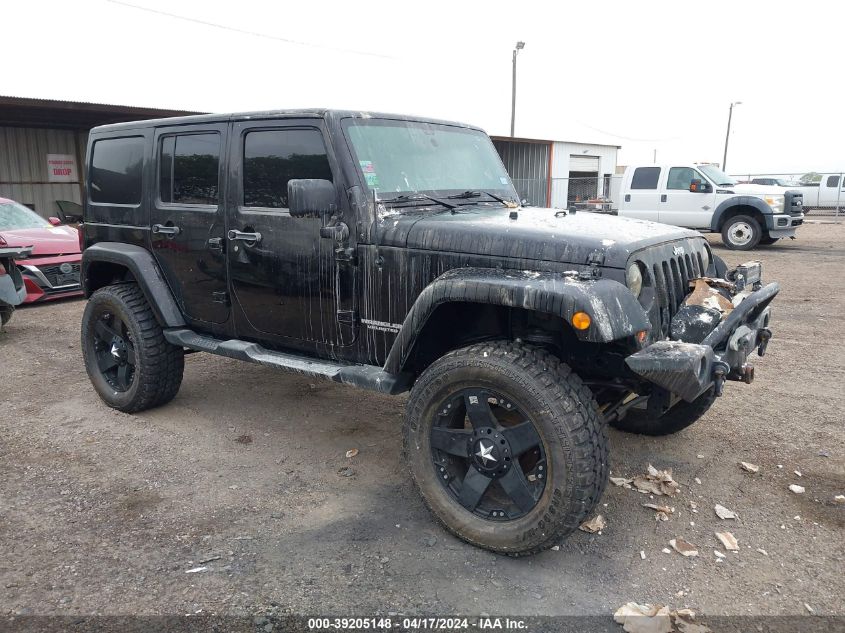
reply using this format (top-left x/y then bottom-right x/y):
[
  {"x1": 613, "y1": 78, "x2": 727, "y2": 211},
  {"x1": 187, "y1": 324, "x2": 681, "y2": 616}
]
[{"x1": 569, "y1": 155, "x2": 600, "y2": 171}]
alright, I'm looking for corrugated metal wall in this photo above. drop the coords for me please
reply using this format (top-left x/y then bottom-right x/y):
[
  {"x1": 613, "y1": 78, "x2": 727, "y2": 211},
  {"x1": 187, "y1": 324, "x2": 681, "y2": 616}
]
[
  {"x1": 493, "y1": 140, "x2": 550, "y2": 206},
  {"x1": 0, "y1": 126, "x2": 87, "y2": 218}
]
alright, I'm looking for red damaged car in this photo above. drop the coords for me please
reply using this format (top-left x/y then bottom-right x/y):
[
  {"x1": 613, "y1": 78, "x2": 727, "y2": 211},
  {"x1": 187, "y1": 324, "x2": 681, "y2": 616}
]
[{"x1": 0, "y1": 197, "x2": 82, "y2": 303}]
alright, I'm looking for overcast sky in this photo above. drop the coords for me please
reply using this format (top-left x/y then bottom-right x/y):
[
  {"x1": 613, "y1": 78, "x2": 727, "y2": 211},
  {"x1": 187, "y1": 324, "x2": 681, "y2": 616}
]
[{"x1": 5, "y1": 0, "x2": 843, "y2": 175}]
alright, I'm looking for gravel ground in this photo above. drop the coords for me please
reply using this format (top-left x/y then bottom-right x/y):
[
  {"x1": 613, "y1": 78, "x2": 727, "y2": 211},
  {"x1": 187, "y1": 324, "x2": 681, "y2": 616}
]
[{"x1": 1, "y1": 222, "x2": 843, "y2": 621}]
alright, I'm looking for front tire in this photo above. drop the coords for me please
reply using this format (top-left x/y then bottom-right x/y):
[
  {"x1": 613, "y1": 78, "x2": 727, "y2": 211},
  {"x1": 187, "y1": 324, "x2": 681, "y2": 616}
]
[
  {"x1": 721, "y1": 215, "x2": 762, "y2": 250},
  {"x1": 81, "y1": 283, "x2": 184, "y2": 413},
  {"x1": 404, "y1": 341, "x2": 608, "y2": 555},
  {"x1": 609, "y1": 388, "x2": 716, "y2": 436}
]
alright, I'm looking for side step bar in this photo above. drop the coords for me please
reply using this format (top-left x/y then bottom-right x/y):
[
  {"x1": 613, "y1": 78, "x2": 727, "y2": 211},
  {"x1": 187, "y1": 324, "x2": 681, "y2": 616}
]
[{"x1": 163, "y1": 328, "x2": 411, "y2": 395}]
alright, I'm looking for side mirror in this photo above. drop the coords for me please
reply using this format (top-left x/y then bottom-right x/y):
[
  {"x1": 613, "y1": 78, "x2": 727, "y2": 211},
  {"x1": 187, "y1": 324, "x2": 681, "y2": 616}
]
[
  {"x1": 48, "y1": 216, "x2": 62, "y2": 226},
  {"x1": 287, "y1": 179, "x2": 337, "y2": 219},
  {"x1": 689, "y1": 179, "x2": 713, "y2": 193}
]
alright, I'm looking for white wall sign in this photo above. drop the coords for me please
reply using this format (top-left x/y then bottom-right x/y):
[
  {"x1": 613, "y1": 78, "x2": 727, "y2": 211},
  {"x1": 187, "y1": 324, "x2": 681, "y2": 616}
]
[{"x1": 47, "y1": 154, "x2": 78, "y2": 183}]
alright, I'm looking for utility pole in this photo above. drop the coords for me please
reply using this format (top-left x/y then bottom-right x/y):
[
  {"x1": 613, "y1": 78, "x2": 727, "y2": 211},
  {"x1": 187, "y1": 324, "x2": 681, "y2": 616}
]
[
  {"x1": 510, "y1": 41, "x2": 525, "y2": 137},
  {"x1": 722, "y1": 101, "x2": 742, "y2": 171}
]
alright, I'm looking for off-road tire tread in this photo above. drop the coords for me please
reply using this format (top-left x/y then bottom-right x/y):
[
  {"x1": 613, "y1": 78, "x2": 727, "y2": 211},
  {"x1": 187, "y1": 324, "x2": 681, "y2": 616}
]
[
  {"x1": 82, "y1": 283, "x2": 184, "y2": 413},
  {"x1": 610, "y1": 387, "x2": 716, "y2": 436},
  {"x1": 403, "y1": 340, "x2": 608, "y2": 556}
]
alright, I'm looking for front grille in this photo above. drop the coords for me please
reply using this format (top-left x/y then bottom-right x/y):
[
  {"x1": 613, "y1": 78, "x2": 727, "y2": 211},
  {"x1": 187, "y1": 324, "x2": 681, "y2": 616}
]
[
  {"x1": 635, "y1": 239, "x2": 709, "y2": 339},
  {"x1": 38, "y1": 263, "x2": 81, "y2": 288}
]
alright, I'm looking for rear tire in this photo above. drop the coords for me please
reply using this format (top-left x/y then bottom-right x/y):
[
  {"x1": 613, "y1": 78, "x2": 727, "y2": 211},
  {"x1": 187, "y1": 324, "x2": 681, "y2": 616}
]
[
  {"x1": 609, "y1": 388, "x2": 716, "y2": 436},
  {"x1": 721, "y1": 214, "x2": 761, "y2": 250},
  {"x1": 81, "y1": 283, "x2": 184, "y2": 413},
  {"x1": 404, "y1": 341, "x2": 608, "y2": 555}
]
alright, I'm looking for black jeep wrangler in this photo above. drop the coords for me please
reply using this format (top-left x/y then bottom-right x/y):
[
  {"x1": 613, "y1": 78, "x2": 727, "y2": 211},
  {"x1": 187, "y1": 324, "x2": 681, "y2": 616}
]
[{"x1": 80, "y1": 110, "x2": 778, "y2": 555}]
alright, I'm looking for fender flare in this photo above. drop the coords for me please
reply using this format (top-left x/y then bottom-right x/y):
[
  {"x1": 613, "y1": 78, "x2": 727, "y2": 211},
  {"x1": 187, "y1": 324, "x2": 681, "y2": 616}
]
[
  {"x1": 710, "y1": 196, "x2": 772, "y2": 232},
  {"x1": 383, "y1": 267, "x2": 650, "y2": 374},
  {"x1": 81, "y1": 242, "x2": 185, "y2": 327}
]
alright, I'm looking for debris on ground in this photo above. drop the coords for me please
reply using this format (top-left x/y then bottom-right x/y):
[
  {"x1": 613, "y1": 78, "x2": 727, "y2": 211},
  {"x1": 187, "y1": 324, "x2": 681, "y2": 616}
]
[
  {"x1": 713, "y1": 550, "x2": 725, "y2": 559},
  {"x1": 613, "y1": 603, "x2": 710, "y2": 633},
  {"x1": 579, "y1": 515, "x2": 607, "y2": 534},
  {"x1": 694, "y1": 477, "x2": 702, "y2": 485},
  {"x1": 631, "y1": 465, "x2": 681, "y2": 497},
  {"x1": 805, "y1": 603, "x2": 814, "y2": 614},
  {"x1": 662, "y1": 548, "x2": 672, "y2": 554},
  {"x1": 789, "y1": 484, "x2": 805, "y2": 494},
  {"x1": 643, "y1": 503, "x2": 674, "y2": 521},
  {"x1": 740, "y1": 462, "x2": 759, "y2": 473},
  {"x1": 611, "y1": 476, "x2": 634, "y2": 488},
  {"x1": 234, "y1": 434, "x2": 252, "y2": 445},
  {"x1": 794, "y1": 470, "x2": 802, "y2": 477},
  {"x1": 689, "y1": 501, "x2": 698, "y2": 513},
  {"x1": 197, "y1": 555, "x2": 222, "y2": 564},
  {"x1": 715, "y1": 532, "x2": 739, "y2": 551},
  {"x1": 757, "y1": 548, "x2": 768, "y2": 556},
  {"x1": 669, "y1": 538, "x2": 699, "y2": 557},
  {"x1": 613, "y1": 602, "x2": 673, "y2": 633},
  {"x1": 345, "y1": 448, "x2": 359, "y2": 458},
  {"x1": 835, "y1": 495, "x2": 845, "y2": 504},
  {"x1": 337, "y1": 466, "x2": 356, "y2": 477},
  {"x1": 714, "y1": 504, "x2": 738, "y2": 520},
  {"x1": 184, "y1": 566, "x2": 207, "y2": 574},
  {"x1": 640, "y1": 551, "x2": 646, "y2": 560}
]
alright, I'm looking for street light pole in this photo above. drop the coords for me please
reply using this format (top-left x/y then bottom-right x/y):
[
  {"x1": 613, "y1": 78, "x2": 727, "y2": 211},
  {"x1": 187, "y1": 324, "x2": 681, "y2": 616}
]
[
  {"x1": 722, "y1": 101, "x2": 742, "y2": 171},
  {"x1": 510, "y1": 41, "x2": 525, "y2": 137}
]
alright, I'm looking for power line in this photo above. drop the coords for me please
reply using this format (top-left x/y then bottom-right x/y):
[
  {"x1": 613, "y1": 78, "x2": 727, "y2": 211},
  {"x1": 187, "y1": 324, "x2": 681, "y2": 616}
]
[{"x1": 105, "y1": 0, "x2": 395, "y2": 59}]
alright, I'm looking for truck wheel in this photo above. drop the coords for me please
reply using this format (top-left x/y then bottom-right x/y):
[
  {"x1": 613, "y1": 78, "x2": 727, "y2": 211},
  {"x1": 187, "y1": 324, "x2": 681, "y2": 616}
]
[
  {"x1": 609, "y1": 388, "x2": 716, "y2": 436},
  {"x1": 404, "y1": 341, "x2": 608, "y2": 555},
  {"x1": 721, "y1": 215, "x2": 761, "y2": 250},
  {"x1": 81, "y1": 283, "x2": 184, "y2": 413},
  {"x1": 759, "y1": 236, "x2": 780, "y2": 245}
]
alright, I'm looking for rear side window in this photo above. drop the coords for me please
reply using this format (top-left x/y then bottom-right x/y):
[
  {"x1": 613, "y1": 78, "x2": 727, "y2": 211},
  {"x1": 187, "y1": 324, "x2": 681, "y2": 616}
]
[
  {"x1": 160, "y1": 133, "x2": 220, "y2": 205},
  {"x1": 826, "y1": 175, "x2": 840, "y2": 188},
  {"x1": 243, "y1": 128, "x2": 332, "y2": 209},
  {"x1": 89, "y1": 137, "x2": 144, "y2": 204},
  {"x1": 631, "y1": 167, "x2": 661, "y2": 190}
]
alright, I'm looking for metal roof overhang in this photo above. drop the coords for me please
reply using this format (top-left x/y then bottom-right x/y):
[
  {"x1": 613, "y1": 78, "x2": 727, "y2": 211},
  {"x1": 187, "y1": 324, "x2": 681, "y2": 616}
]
[{"x1": 0, "y1": 95, "x2": 202, "y2": 130}]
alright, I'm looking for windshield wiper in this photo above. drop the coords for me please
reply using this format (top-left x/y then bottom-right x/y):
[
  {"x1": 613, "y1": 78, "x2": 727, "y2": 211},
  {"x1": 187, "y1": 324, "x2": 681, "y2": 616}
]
[
  {"x1": 380, "y1": 194, "x2": 458, "y2": 210},
  {"x1": 447, "y1": 190, "x2": 514, "y2": 205}
]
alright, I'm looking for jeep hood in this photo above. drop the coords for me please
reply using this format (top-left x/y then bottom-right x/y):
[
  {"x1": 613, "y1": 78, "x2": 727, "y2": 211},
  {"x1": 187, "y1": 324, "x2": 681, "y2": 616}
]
[{"x1": 376, "y1": 206, "x2": 701, "y2": 269}]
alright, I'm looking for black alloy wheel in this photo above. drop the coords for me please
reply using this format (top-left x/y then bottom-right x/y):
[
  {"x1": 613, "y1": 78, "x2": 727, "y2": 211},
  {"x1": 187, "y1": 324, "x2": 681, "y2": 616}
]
[
  {"x1": 431, "y1": 388, "x2": 546, "y2": 521},
  {"x1": 92, "y1": 310, "x2": 136, "y2": 391}
]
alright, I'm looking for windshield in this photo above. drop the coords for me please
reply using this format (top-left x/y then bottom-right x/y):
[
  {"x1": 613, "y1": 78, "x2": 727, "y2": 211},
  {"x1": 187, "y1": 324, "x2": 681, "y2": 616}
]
[
  {"x1": 698, "y1": 164, "x2": 737, "y2": 186},
  {"x1": 0, "y1": 200, "x2": 51, "y2": 230},
  {"x1": 343, "y1": 119, "x2": 518, "y2": 203}
]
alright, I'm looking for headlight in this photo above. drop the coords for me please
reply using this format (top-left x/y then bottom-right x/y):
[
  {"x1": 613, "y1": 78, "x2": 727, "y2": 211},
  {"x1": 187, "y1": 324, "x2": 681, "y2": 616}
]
[
  {"x1": 626, "y1": 262, "x2": 643, "y2": 297},
  {"x1": 764, "y1": 195, "x2": 784, "y2": 213},
  {"x1": 700, "y1": 246, "x2": 711, "y2": 274}
]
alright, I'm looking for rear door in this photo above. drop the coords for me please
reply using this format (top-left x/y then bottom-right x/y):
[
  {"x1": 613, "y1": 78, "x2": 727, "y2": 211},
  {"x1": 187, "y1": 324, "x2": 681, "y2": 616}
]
[
  {"x1": 150, "y1": 124, "x2": 230, "y2": 326},
  {"x1": 621, "y1": 167, "x2": 661, "y2": 220},
  {"x1": 226, "y1": 119, "x2": 344, "y2": 349},
  {"x1": 658, "y1": 166, "x2": 716, "y2": 228}
]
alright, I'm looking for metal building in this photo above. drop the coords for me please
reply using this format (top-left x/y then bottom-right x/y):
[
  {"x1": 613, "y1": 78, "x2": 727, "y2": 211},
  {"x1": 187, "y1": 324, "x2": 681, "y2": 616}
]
[
  {"x1": 0, "y1": 96, "x2": 196, "y2": 219},
  {"x1": 492, "y1": 135, "x2": 620, "y2": 208}
]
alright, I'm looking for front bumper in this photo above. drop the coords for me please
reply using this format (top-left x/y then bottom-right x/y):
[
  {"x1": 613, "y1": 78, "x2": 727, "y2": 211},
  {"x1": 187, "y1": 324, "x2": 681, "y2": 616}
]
[
  {"x1": 625, "y1": 264, "x2": 778, "y2": 402},
  {"x1": 17, "y1": 254, "x2": 83, "y2": 303},
  {"x1": 766, "y1": 212, "x2": 804, "y2": 238}
]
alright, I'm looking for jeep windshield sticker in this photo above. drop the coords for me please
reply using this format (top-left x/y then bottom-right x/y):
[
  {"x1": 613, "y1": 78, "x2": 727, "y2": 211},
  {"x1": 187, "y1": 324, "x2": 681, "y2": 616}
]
[
  {"x1": 500, "y1": 176, "x2": 509, "y2": 185},
  {"x1": 359, "y1": 160, "x2": 380, "y2": 188}
]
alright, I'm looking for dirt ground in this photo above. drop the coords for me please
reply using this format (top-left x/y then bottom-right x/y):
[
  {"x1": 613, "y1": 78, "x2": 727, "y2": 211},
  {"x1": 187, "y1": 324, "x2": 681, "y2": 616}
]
[{"x1": 1, "y1": 222, "x2": 843, "y2": 621}]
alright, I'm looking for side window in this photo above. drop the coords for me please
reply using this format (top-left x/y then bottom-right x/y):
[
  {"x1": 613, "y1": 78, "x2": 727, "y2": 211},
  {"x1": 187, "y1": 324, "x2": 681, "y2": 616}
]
[
  {"x1": 243, "y1": 128, "x2": 333, "y2": 209},
  {"x1": 159, "y1": 133, "x2": 220, "y2": 205},
  {"x1": 90, "y1": 137, "x2": 144, "y2": 204},
  {"x1": 631, "y1": 167, "x2": 661, "y2": 190},
  {"x1": 826, "y1": 175, "x2": 840, "y2": 188},
  {"x1": 666, "y1": 167, "x2": 705, "y2": 190}
]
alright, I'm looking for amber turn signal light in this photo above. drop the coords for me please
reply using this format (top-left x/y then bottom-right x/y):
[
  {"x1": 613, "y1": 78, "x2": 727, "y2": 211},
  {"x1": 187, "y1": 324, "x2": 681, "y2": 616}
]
[
  {"x1": 636, "y1": 330, "x2": 648, "y2": 343},
  {"x1": 571, "y1": 312, "x2": 591, "y2": 330}
]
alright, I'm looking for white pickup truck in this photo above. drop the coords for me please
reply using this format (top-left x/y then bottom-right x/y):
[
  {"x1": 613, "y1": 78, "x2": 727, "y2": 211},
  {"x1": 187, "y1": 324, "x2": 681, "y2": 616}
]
[
  {"x1": 614, "y1": 164, "x2": 805, "y2": 250},
  {"x1": 791, "y1": 174, "x2": 844, "y2": 209}
]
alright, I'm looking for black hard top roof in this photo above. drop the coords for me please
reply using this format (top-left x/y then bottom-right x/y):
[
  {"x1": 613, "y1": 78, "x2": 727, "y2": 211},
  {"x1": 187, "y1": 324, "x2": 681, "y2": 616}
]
[{"x1": 91, "y1": 109, "x2": 481, "y2": 134}]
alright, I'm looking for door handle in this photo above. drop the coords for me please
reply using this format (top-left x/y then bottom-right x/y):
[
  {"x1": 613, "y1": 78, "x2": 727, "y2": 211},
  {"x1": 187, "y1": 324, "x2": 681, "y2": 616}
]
[
  {"x1": 152, "y1": 223, "x2": 181, "y2": 236},
  {"x1": 660, "y1": 194, "x2": 667, "y2": 202},
  {"x1": 227, "y1": 229, "x2": 262, "y2": 244}
]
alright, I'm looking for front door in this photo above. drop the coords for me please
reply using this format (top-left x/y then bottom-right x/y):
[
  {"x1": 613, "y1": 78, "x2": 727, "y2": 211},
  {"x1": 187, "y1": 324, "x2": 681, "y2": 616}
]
[
  {"x1": 659, "y1": 166, "x2": 716, "y2": 229},
  {"x1": 150, "y1": 124, "x2": 230, "y2": 326},
  {"x1": 226, "y1": 120, "x2": 343, "y2": 348}
]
